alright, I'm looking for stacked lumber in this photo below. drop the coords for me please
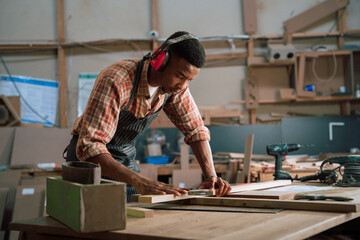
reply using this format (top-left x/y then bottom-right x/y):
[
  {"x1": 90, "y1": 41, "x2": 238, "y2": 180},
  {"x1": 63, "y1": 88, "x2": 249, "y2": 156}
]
[{"x1": 198, "y1": 105, "x2": 244, "y2": 126}]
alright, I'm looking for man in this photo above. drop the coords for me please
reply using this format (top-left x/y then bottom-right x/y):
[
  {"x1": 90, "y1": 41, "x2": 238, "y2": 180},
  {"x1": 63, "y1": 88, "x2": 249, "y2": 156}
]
[{"x1": 64, "y1": 31, "x2": 231, "y2": 202}]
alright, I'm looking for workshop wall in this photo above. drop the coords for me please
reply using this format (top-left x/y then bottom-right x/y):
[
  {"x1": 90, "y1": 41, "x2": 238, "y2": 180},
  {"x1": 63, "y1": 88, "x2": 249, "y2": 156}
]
[
  {"x1": 0, "y1": 0, "x2": 360, "y2": 128},
  {"x1": 135, "y1": 115, "x2": 360, "y2": 162}
]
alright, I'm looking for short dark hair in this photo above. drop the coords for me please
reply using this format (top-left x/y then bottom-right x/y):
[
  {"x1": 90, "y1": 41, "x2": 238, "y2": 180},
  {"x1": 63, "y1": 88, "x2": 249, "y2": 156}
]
[{"x1": 167, "y1": 31, "x2": 206, "y2": 68}]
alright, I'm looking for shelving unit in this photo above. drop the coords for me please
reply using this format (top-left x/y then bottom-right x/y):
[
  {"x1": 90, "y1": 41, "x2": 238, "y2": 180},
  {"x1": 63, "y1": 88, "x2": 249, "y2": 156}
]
[{"x1": 0, "y1": 0, "x2": 360, "y2": 127}]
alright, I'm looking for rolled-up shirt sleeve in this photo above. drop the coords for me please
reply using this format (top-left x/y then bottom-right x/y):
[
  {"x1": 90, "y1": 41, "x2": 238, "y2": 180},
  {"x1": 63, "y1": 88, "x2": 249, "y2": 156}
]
[{"x1": 163, "y1": 87, "x2": 210, "y2": 144}]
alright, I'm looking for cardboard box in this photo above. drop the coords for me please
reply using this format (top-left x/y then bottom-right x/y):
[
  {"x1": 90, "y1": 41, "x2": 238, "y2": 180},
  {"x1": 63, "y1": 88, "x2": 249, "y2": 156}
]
[{"x1": 46, "y1": 177, "x2": 126, "y2": 232}]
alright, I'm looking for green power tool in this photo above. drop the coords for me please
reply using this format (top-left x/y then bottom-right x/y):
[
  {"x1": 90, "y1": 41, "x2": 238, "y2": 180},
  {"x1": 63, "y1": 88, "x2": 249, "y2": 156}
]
[{"x1": 266, "y1": 143, "x2": 313, "y2": 181}]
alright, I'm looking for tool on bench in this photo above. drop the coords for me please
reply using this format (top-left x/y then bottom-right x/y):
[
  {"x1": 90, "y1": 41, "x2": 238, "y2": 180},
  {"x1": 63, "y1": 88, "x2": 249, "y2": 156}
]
[
  {"x1": 299, "y1": 170, "x2": 338, "y2": 184},
  {"x1": 324, "y1": 155, "x2": 360, "y2": 187},
  {"x1": 294, "y1": 192, "x2": 353, "y2": 201},
  {"x1": 266, "y1": 143, "x2": 313, "y2": 180},
  {"x1": 299, "y1": 155, "x2": 360, "y2": 187}
]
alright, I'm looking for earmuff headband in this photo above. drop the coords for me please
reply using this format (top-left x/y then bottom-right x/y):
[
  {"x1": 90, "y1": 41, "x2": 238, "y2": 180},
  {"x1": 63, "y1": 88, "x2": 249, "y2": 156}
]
[{"x1": 150, "y1": 33, "x2": 198, "y2": 59}]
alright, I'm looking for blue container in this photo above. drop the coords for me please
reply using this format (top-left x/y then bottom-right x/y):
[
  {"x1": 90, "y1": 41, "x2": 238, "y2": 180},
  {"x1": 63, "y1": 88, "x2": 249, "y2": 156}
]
[{"x1": 145, "y1": 156, "x2": 170, "y2": 164}]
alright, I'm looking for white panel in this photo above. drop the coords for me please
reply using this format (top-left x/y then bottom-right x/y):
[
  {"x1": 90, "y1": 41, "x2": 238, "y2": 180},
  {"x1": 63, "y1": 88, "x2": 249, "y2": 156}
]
[
  {"x1": 189, "y1": 66, "x2": 246, "y2": 110},
  {"x1": 66, "y1": 0, "x2": 150, "y2": 41},
  {"x1": 0, "y1": 0, "x2": 56, "y2": 42},
  {"x1": 158, "y1": 0, "x2": 242, "y2": 37}
]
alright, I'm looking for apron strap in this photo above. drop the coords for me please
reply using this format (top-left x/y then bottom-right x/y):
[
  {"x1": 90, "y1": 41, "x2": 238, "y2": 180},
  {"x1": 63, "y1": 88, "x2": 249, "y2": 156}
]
[{"x1": 125, "y1": 59, "x2": 145, "y2": 110}]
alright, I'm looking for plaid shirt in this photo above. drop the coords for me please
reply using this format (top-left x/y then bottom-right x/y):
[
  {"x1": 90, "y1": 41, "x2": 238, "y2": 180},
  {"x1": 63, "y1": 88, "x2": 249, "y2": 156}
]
[{"x1": 72, "y1": 59, "x2": 210, "y2": 161}]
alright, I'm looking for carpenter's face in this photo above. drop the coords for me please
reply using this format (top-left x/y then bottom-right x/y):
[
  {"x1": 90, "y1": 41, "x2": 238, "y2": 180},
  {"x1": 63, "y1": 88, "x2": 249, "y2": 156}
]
[{"x1": 158, "y1": 55, "x2": 200, "y2": 94}]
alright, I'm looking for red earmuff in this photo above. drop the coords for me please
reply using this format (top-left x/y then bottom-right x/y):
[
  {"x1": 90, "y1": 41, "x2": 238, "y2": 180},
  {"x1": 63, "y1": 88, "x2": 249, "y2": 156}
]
[{"x1": 149, "y1": 48, "x2": 169, "y2": 72}]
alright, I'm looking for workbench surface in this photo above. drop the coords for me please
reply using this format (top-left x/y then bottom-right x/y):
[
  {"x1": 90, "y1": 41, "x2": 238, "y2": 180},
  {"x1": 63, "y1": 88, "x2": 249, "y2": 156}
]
[
  {"x1": 10, "y1": 207, "x2": 360, "y2": 239},
  {"x1": 9, "y1": 184, "x2": 360, "y2": 240}
]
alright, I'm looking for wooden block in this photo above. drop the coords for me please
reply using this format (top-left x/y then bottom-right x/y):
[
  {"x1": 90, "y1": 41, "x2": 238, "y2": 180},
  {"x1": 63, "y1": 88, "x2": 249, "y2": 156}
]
[
  {"x1": 127, "y1": 207, "x2": 154, "y2": 218},
  {"x1": 280, "y1": 88, "x2": 296, "y2": 100},
  {"x1": 0, "y1": 95, "x2": 21, "y2": 127},
  {"x1": 244, "y1": 77, "x2": 259, "y2": 109},
  {"x1": 46, "y1": 177, "x2": 126, "y2": 232},
  {"x1": 230, "y1": 180, "x2": 292, "y2": 193},
  {"x1": 131, "y1": 194, "x2": 140, "y2": 202},
  {"x1": 226, "y1": 190, "x2": 296, "y2": 200},
  {"x1": 242, "y1": 0, "x2": 257, "y2": 34},
  {"x1": 7, "y1": 96, "x2": 21, "y2": 120}
]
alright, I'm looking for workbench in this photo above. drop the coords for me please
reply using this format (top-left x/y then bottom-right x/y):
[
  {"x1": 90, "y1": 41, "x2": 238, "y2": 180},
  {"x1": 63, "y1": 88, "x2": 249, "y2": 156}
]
[{"x1": 9, "y1": 184, "x2": 360, "y2": 240}]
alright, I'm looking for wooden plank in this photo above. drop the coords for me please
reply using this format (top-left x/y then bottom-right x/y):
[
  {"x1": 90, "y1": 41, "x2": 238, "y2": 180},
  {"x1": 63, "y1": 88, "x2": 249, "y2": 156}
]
[
  {"x1": 189, "y1": 196, "x2": 359, "y2": 213},
  {"x1": 226, "y1": 190, "x2": 296, "y2": 200},
  {"x1": 236, "y1": 134, "x2": 254, "y2": 183},
  {"x1": 284, "y1": 0, "x2": 349, "y2": 33},
  {"x1": 137, "y1": 194, "x2": 195, "y2": 204},
  {"x1": 230, "y1": 180, "x2": 292, "y2": 193},
  {"x1": 127, "y1": 207, "x2": 154, "y2": 218},
  {"x1": 242, "y1": 0, "x2": 257, "y2": 34},
  {"x1": 215, "y1": 152, "x2": 273, "y2": 160}
]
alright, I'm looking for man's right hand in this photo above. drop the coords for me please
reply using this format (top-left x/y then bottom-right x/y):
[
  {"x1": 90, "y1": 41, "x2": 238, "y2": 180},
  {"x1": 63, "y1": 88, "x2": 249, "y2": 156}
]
[
  {"x1": 87, "y1": 153, "x2": 187, "y2": 196},
  {"x1": 132, "y1": 175, "x2": 187, "y2": 196}
]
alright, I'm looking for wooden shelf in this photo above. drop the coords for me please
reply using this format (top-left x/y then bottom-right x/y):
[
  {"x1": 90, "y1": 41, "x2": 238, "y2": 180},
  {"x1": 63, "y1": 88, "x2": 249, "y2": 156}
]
[{"x1": 232, "y1": 95, "x2": 355, "y2": 104}]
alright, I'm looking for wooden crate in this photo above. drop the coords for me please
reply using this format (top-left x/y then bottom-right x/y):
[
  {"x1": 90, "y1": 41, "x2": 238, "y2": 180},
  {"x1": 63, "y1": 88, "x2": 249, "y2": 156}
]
[{"x1": 46, "y1": 177, "x2": 126, "y2": 232}]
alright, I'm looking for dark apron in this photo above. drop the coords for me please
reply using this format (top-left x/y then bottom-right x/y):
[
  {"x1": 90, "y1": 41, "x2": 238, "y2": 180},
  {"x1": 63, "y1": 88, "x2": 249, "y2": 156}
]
[{"x1": 64, "y1": 59, "x2": 167, "y2": 202}]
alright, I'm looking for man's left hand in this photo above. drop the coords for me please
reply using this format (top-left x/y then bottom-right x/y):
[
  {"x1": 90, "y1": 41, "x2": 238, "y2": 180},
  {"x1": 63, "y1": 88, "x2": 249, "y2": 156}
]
[{"x1": 198, "y1": 176, "x2": 231, "y2": 197}]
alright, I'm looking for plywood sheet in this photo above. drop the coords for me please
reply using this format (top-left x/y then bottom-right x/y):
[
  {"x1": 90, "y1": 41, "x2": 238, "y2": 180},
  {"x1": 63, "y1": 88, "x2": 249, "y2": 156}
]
[
  {"x1": 0, "y1": 127, "x2": 15, "y2": 166},
  {"x1": 0, "y1": 170, "x2": 21, "y2": 238},
  {"x1": 0, "y1": 188, "x2": 9, "y2": 228},
  {"x1": 9, "y1": 185, "x2": 46, "y2": 240},
  {"x1": 230, "y1": 180, "x2": 292, "y2": 193},
  {"x1": 226, "y1": 190, "x2": 296, "y2": 200},
  {"x1": 10, "y1": 127, "x2": 71, "y2": 166}
]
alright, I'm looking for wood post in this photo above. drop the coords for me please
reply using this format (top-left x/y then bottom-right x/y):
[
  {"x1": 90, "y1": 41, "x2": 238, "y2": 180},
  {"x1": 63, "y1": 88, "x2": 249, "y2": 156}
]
[
  {"x1": 151, "y1": 0, "x2": 159, "y2": 50},
  {"x1": 337, "y1": 8, "x2": 346, "y2": 49},
  {"x1": 57, "y1": 0, "x2": 67, "y2": 128}
]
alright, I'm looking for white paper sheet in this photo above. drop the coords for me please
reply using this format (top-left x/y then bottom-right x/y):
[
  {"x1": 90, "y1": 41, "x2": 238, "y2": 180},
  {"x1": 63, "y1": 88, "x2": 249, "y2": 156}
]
[{"x1": 0, "y1": 74, "x2": 58, "y2": 126}]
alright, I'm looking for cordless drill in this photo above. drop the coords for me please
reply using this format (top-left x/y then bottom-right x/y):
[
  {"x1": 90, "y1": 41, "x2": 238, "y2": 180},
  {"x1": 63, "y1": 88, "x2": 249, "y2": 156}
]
[{"x1": 266, "y1": 143, "x2": 313, "y2": 180}]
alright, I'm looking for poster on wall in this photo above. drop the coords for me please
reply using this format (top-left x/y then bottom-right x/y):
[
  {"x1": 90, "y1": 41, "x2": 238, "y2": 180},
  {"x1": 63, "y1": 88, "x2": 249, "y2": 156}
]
[
  {"x1": 78, "y1": 73, "x2": 98, "y2": 117},
  {"x1": 0, "y1": 74, "x2": 58, "y2": 126}
]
